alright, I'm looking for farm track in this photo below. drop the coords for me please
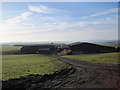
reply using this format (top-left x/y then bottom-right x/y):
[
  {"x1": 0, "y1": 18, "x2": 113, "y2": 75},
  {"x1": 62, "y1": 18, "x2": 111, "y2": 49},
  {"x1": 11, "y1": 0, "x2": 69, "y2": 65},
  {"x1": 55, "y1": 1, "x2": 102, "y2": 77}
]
[
  {"x1": 53, "y1": 54, "x2": 119, "y2": 70},
  {"x1": 53, "y1": 54, "x2": 120, "y2": 88},
  {"x1": 2, "y1": 54, "x2": 120, "y2": 89}
]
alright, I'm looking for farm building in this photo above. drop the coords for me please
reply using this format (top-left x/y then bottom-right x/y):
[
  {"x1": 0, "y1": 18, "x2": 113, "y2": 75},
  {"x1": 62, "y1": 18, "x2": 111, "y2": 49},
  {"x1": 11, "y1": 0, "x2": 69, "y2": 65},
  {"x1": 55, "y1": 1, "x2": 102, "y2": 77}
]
[
  {"x1": 21, "y1": 44, "x2": 56, "y2": 54},
  {"x1": 69, "y1": 42, "x2": 117, "y2": 54}
]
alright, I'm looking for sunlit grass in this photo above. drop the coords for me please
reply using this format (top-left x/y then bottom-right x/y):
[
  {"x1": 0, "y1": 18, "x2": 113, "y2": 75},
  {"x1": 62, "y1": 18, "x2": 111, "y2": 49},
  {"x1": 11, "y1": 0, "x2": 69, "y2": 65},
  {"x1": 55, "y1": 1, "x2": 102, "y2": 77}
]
[
  {"x1": 62, "y1": 52, "x2": 119, "y2": 64},
  {"x1": 100, "y1": 44, "x2": 119, "y2": 47},
  {"x1": 3, "y1": 54, "x2": 70, "y2": 80},
  {"x1": 2, "y1": 46, "x2": 21, "y2": 53}
]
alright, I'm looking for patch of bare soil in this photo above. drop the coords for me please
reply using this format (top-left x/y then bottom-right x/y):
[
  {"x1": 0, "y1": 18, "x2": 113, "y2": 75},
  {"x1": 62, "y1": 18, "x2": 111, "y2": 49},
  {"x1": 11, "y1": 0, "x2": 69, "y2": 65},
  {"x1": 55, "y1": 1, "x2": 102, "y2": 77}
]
[{"x1": 2, "y1": 65, "x2": 120, "y2": 90}]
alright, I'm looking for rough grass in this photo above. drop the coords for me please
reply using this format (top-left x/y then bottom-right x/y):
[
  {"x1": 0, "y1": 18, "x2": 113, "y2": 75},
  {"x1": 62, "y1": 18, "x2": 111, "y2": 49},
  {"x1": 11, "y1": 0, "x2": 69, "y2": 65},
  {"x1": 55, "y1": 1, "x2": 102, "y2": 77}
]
[
  {"x1": 62, "y1": 52, "x2": 119, "y2": 64},
  {"x1": 3, "y1": 54, "x2": 70, "y2": 81}
]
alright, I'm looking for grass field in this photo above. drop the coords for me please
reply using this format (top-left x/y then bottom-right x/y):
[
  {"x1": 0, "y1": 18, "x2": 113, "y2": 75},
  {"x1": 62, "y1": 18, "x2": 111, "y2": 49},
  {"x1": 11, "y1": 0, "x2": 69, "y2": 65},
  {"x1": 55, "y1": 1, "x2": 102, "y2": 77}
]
[
  {"x1": 100, "y1": 44, "x2": 119, "y2": 47},
  {"x1": 62, "y1": 52, "x2": 119, "y2": 64},
  {"x1": 3, "y1": 54, "x2": 70, "y2": 80},
  {"x1": 2, "y1": 45, "x2": 119, "y2": 81},
  {"x1": 2, "y1": 46, "x2": 21, "y2": 53}
]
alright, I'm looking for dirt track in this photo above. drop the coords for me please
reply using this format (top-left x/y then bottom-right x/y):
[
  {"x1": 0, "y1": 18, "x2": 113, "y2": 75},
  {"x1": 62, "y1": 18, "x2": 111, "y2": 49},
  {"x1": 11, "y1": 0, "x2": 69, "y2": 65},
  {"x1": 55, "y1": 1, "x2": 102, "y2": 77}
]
[
  {"x1": 53, "y1": 55, "x2": 120, "y2": 88},
  {"x1": 2, "y1": 54, "x2": 120, "y2": 90},
  {"x1": 53, "y1": 54, "x2": 119, "y2": 70}
]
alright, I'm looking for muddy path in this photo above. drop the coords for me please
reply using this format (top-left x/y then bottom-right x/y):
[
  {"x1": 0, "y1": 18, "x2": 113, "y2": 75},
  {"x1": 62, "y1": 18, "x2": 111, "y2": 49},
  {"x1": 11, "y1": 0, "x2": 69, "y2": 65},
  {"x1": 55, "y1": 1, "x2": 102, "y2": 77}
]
[
  {"x1": 2, "y1": 66, "x2": 120, "y2": 89},
  {"x1": 2, "y1": 55, "x2": 120, "y2": 90},
  {"x1": 52, "y1": 55, "x2": 120, "y2": 88}
]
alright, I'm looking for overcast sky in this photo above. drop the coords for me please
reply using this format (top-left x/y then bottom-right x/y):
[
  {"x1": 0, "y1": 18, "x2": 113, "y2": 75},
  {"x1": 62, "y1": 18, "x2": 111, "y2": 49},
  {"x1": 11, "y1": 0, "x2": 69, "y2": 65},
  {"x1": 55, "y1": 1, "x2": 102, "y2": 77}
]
[{"x1": 0, "y1": 2, "x2": 118, "y2": 42}]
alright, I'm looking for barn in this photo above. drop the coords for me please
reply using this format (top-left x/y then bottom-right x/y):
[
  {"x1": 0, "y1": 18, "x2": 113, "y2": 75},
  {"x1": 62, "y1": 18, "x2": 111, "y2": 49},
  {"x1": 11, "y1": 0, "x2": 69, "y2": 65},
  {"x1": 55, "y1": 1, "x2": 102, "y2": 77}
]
[
  {"x1": 69, "y1": 42, "x2": 116, "y2": 54},
  {"x1": 21, "y1": 44, "x2": 56, "y2": 54}
]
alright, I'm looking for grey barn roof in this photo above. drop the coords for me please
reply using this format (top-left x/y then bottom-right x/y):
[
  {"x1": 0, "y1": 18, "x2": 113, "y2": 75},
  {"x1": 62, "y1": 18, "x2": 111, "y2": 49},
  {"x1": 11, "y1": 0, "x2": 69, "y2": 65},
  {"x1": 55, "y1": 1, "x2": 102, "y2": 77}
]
[{"x1": 70, "y1": 42, "x2": 98, "y2": 46}]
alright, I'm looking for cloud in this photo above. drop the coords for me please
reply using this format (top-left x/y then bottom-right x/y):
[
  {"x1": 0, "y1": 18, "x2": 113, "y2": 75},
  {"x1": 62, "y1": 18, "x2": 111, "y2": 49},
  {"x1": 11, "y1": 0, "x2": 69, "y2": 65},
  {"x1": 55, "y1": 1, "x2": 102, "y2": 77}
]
[
  {"x1": 28, "y1": 5, "x2": 49, "y2": 13},
  {"x1": 90, "y1": 8, "x2": 118, "y2": 17},
  {"x1": 0, "y1": 11, "x2": 36, "y2": 37},
  {"x1": 5, "y1": 12, "x2": 33, "y2": 24},
  {"x1": 1, "y1": 16, "x2": 117, "y2": 42},
  {"x1": 1, "y1": 8, "x2": 118, "y2": 42},
  {"x1": 28, "y1": 5, "x2": 65, "y2": 14},
  {"x1": 1, "y1": 22, "x2": 117, "y2": 42}
]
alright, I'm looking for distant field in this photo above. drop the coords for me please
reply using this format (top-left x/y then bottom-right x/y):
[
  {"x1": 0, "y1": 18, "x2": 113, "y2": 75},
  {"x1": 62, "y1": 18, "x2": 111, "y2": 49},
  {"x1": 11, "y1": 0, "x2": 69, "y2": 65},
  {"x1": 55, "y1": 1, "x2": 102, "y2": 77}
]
[
  {"x1": 100, "y1": 44, "x2": 119, "y2": 47},
  {"x1": 62, "y1": 52, "x2": 119, "y2": 64},
  {"x1": 3, "y1": 54, "x2": 70, "y2": 80},
  {"x1": 2, "y1": 46, "x2": 21, "y2": 53}
]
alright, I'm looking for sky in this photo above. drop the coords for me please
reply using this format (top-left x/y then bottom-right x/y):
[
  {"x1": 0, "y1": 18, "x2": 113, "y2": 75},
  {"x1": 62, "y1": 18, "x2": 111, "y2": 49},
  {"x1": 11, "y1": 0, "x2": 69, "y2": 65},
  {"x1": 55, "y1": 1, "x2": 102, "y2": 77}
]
[{"x1": 0, "y1": 2, "x2": 118, "y2": 43}]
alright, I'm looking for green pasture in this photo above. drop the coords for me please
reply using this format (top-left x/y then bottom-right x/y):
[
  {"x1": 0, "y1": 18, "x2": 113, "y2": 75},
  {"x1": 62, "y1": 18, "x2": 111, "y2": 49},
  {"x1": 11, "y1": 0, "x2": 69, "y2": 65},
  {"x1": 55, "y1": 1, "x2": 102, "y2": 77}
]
[
  {"x1": 100, "y1": 44, "x2": 119, "y2": 47},
  {"x1": 2, "y1": 54, "x2": 70, "y2": 80},
  {"x1": 62, "y1": 52, "x2": 119, "y2": 64},
  {"x1": 2, "y1": 46, "x2": 21, "y2": 53}
]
